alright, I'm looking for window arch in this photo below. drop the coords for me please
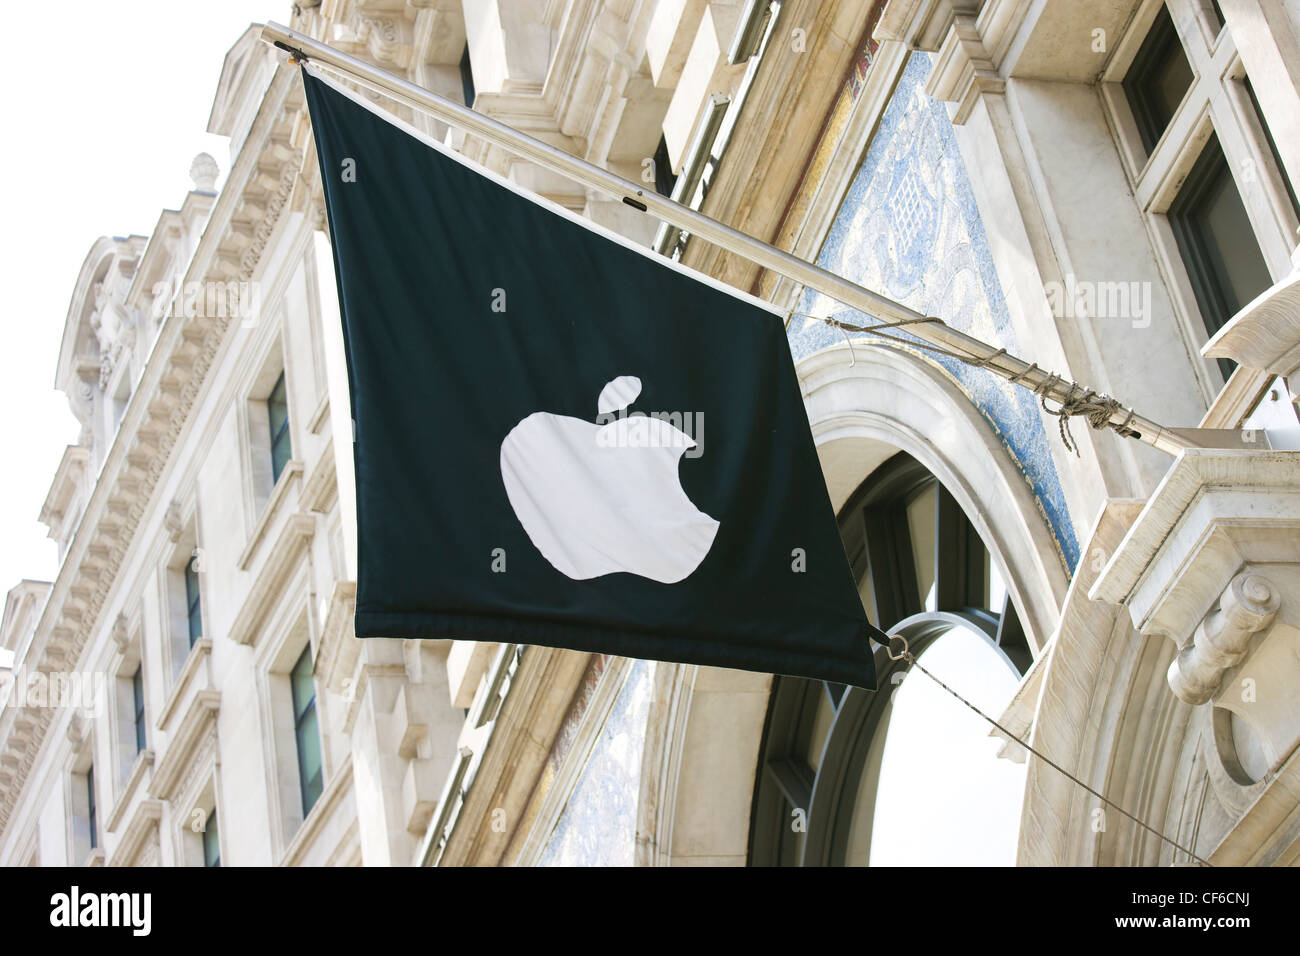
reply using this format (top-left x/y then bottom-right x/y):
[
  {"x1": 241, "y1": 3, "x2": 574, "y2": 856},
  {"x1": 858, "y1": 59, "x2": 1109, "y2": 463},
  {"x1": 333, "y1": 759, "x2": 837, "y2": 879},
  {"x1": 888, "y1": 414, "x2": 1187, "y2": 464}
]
[{"x1": 748, "y1": 452, "x2": 1032, "y2": 866}]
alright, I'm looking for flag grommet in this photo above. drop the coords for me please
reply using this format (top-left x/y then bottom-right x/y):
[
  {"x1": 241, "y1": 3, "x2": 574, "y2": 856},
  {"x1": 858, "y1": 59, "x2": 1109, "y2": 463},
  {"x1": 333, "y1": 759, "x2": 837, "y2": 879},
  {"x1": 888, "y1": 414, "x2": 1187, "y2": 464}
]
[{"x1": 886, "y1": 634, "x2": 911, "y2": 662}]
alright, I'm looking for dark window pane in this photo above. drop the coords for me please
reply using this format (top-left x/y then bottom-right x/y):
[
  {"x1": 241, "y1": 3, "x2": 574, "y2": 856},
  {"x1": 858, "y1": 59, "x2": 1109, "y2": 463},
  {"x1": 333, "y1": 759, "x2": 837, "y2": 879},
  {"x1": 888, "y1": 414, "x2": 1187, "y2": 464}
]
[
  {"x1": 1169, "y1": 133, "x2": 1273, "y2": 376},
  {"x1": 87, "y1": 766, "x2": 97, "y2": 851},
  {"x1": 203, "y1": 809, "x2": 221, "y2": 867},
  {"x1": 653, "y1": 134, "x2": 677, "y2": 198},
  {"x1": 459, "y1": 44, "x2": 475, "y2": 108},
  {"x1": 748, "y1": 452, "x2": 1027, "y2": 866},
  {"x1": 1199, "y1": 170, "x2": 1272, "y2": 310},
  {"x1": 1124, "y1": 6, "x2": 1194, "y2": 155},
  {"x1": 132, "y1": 666, "x2": 146, "y2": 753},
  {"x1": 268, "y1": 372, "x2": 292, "y2": 485},
  {"x1": 185, "y1": 560, "x2": 202, "y2": 646},
  {"x1": 290, "y1": 645, "x2": 315, "y2": 721},
  {"x1": 291, "y1": 645, "x2": 323, "y2": 815}
]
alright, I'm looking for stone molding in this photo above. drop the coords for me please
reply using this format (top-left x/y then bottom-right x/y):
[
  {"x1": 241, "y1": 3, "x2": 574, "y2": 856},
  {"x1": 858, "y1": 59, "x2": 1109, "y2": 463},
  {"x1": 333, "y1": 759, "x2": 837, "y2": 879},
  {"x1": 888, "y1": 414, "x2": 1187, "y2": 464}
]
[{"x1": 925, "y1": 13, "x2": 1005, "y2": 124}]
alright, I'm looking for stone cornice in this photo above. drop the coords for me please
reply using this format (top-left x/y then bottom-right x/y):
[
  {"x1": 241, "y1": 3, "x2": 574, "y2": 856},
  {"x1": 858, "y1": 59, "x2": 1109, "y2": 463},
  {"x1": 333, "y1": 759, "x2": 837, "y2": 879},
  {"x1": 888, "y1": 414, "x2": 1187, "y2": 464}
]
[
  {"x1": 104, "y1": 749, "x2": 155, "y2": 835},
  {"x1": 1204, "y1": 268, "x2": 1300, "y2": 376},
  {"x1": 925, "y1": 12, "x2": 1005, "y2": 124},
  {"x1": 148, "y1": 690, "x2": 220, "y2": 803},
  {"x1": 38, "y1": 445, "x2": 90, "y2": 545},
  {"x1": 105, "y1": 797, "x2": 163, "y2": 868},
  {"x1": 1089, "y1": 449, "x2": 1300, "y2": 629},
  {"x1": 227, "y1": 512, "x2": 316, "y2": 647},
  {"x1": 0, "y1": 61, "x2": 306, "y2": 839}
]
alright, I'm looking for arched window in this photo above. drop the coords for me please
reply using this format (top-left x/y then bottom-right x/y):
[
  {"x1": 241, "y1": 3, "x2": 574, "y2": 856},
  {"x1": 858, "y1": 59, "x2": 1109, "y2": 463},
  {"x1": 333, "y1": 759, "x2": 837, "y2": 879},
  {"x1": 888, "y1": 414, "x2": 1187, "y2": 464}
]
[{"x1": 748, "y1": 452, "x2": 1032, "y2": 866}]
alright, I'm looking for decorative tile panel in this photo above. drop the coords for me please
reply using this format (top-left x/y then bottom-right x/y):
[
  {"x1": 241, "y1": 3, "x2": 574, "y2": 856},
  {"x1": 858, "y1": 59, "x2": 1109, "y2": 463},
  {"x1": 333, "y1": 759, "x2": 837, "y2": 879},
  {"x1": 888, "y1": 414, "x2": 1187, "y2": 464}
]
[{"x1": 788, "y1": 51, "x2": 1078, "y2": 570}]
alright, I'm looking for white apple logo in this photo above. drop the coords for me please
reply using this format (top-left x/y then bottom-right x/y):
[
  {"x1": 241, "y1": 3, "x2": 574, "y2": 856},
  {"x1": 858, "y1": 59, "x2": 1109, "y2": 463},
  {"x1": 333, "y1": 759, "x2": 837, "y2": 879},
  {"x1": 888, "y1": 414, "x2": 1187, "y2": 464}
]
[{"x1": 500, "y1": 375, "x2": 719, "y2": 583}]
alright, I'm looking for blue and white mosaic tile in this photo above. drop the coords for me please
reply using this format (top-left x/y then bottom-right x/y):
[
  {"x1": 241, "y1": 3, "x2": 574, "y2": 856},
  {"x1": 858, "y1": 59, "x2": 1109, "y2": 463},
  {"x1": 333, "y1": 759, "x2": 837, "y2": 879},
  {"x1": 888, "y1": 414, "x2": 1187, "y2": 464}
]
[
  {"x1": 788, "y1": 51, "x2": 1079, "y2": 570},
  {"x1": 538, "y1": 658, "x2": 652, "y2": 866}
]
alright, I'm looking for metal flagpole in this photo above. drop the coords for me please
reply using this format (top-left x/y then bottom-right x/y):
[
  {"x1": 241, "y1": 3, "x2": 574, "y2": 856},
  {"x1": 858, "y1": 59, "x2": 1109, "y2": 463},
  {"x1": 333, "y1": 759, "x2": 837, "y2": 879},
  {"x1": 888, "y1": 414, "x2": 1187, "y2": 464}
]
[{"x1": 261, "y1": 21, "x2": 1203, "y2": 457}]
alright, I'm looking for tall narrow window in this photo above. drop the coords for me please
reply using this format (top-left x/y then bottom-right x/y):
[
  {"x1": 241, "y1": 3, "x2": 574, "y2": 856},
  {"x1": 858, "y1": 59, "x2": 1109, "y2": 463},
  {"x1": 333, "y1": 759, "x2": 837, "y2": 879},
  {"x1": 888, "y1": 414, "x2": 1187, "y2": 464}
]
[
  {"x1": 459, "y1": 44, "x2": 475, "y2": 108},
  {"x1": 1124, "y1": 5, "x2": 1194, "y2": 155},
  {"x1": 749, "y1": 453, "x2": 1030, "y2": 866},
  {"x1": 203, "y1": 808, "x2": 221, "y2": 867},
  {"x1": 1207, "y1": 0, "x2": 1224, "y2": 31},
  {"x1": 131, "y1": 666, "x2": 146, "y2": 753},
  {"x1": 653, "y1": 134, "x2": 677, "y2": 198},
  {"x1": 184, "y1": 558, "x2": 203, "y2": 647},
  {"x1": 86, "y1": 766, "x2": 98, "y2": 852},
  {"x1": 1169, "y1": 133, "x2": 1273, "y2": 376},
  {"x1": 290, "y1": 646, "x2": 323, "y2": 816},
  {"x1": 268, "y1": 371, "x2": 291, "y2": 485}
]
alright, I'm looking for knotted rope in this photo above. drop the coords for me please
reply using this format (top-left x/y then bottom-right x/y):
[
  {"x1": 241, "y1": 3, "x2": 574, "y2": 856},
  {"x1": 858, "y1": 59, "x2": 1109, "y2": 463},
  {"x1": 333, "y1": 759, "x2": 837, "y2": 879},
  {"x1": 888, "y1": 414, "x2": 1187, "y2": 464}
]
[{"x1": 800, "y1": 313, "x2": 1141, "y2": 456}]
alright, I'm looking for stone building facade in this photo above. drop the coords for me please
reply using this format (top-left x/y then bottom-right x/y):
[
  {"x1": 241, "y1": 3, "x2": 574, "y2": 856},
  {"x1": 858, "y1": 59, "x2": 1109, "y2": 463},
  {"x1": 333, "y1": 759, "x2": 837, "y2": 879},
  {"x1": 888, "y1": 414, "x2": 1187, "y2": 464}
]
[{"x1": 1, "y1": 0, "x2": 1298, "y2": 866}]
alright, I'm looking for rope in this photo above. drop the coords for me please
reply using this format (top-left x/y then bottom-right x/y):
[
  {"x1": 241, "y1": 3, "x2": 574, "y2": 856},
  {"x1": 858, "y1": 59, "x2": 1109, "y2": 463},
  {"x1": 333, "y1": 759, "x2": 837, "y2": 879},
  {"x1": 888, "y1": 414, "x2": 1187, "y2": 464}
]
[
  {"x1": 802, "y1": 314, "x2": 1142, "y2": 456},
  {"x1": 884, "y1": 635, "x2": 1212, "y2": 867}
]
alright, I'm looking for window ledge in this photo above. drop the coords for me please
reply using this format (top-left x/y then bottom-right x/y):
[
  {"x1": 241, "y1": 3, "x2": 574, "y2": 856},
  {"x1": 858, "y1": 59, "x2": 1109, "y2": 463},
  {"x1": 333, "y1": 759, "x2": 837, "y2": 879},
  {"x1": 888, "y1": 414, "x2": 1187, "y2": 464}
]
[
  {"x1": 307, "y1": 391, "x2": 330, "y2": 435},
  {"x1": 1199, "y1": 365, "x2": 1273, "y2": 429},
  {"x1": 228, "y1": 513, "x2": 316, "y2": 647},
  {"x1": 105, "y1": 749, "x2": 155, "y2": 834},
  {"x1": 278, "y1": 753, "x2": 354, "y2": 867},
  {"x1": 156, "y1": 637, "x2": 213, "y2": 733},
  {"x1": 239, "y1": 460, "x2": 304, "y2": 571}
]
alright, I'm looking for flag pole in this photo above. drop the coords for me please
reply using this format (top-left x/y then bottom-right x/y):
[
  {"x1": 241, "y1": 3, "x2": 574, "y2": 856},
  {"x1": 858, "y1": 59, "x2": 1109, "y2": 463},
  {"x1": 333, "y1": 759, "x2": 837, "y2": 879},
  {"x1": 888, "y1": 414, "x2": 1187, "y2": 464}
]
[{"x1": 261, "y1": 21, "x2": 1199, "y2": 457}]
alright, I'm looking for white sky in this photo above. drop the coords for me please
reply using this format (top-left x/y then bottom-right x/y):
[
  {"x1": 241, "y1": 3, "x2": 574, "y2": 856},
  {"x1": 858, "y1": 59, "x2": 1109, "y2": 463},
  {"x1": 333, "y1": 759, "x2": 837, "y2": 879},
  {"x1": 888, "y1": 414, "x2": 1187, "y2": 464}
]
[
  {"x1": 868, "y1": 626, "x2": 1027, "y2": 865},
  {"x1": 0, "y1": 1, "x2": 286, "y2": 602}
]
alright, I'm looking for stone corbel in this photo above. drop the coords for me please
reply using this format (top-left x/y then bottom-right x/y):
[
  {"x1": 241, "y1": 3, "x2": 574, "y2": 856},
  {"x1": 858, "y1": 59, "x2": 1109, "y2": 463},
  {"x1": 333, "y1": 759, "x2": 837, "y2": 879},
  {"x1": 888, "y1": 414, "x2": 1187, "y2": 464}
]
[
  {"x1": 360, "y1": 16, "x2": 414, "y2": 70},
  {"x1": 163, "y1": 501, "x2": 183, "y2": 543},
  {"x1": 336, "y1": 13, "x2": 414, "y2": 72},
  {"x1": 876, "y1": 0, "x2": 982, "y2": 50},
  {"x1": 66, "y1": 713, "x2": 85, "y2": 747},
  {"x1": 924, "y1": 13, "x2": 1005, "y2": 125},
  {"x1": 1090, "y1": 450, "x2": 1300, "y2": 795},
  {"x1": 111, "y1": 613, "x2": 131, "y2": 656},
  {"x1": 1168, "y1": 573, "x2": 1279, "y2": 705}
]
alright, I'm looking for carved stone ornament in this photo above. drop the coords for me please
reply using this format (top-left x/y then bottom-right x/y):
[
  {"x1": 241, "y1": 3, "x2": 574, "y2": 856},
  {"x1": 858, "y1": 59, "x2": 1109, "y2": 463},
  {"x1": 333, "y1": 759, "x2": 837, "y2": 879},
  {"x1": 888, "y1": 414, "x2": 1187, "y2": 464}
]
[
  {"x1": 1168, "y1": 573, "x2": 1280, "y2": 705},
  {"x1": 164, "y1": 501, "x2": 184, "y2": 543},
  {"x1": 111, "y1": 613, "x2": 130, "y2": 654},
  {"x1": 65, "y1": 713, "x2": 85, "y2": 747}
]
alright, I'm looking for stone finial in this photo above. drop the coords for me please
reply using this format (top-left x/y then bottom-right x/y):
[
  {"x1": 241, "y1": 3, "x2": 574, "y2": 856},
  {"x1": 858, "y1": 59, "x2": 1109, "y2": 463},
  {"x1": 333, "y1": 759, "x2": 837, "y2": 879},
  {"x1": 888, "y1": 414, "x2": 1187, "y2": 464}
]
[
  {"x1": 1168, "y1": 573, "x2": 1280, "y2": 705},
  {"x1": 190, "y1": 153, "x2": 220, "y2": 192}
]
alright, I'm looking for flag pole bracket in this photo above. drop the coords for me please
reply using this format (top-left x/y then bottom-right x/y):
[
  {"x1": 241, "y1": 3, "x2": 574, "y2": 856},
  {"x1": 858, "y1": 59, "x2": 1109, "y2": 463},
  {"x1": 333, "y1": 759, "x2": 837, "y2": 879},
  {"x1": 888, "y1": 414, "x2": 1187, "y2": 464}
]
[{"x1": 273, "y1": 39, "x2": 309, "y2": 62}]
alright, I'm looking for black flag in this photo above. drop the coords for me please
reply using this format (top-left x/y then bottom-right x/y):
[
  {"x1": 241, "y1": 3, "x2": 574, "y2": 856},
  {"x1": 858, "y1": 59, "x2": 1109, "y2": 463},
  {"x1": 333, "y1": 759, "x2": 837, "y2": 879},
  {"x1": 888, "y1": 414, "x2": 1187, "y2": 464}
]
[{"x1": 303, "y1": 65, "x2": 881, "y2": 688}]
